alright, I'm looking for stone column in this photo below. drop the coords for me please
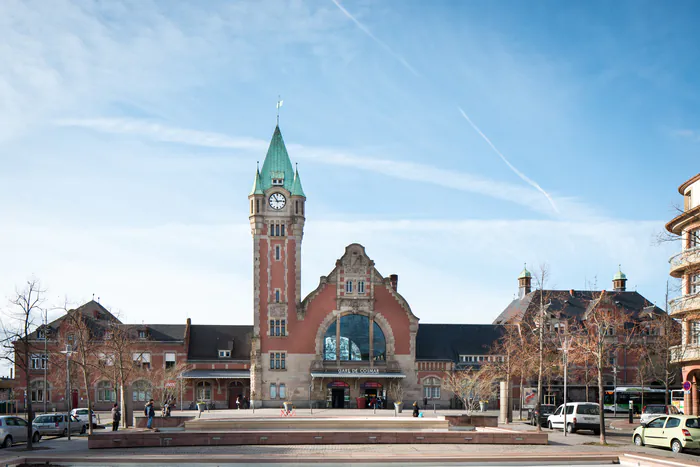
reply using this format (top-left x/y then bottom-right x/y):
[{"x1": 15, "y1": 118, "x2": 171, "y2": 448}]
[
  {"x1": 694, "y1": 378, "x2": 699, "y2": 416},
  {"x1": 499, "y1": 381, "x2": 511, "y2": 424}
]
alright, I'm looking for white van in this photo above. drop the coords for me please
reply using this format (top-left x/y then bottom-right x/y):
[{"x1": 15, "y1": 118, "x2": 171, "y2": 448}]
[{"x1": 547, "y1": 402, "x2": 601, "y2": 434}]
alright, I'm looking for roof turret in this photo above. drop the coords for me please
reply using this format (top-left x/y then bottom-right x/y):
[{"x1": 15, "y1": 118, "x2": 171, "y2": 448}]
[
  {"x1": 613, "y1": 265, "x2": 627, "y2": 281},
  {"x1": 250, "y1": 167, "x2": 264, "y2": 195},
  {"x1": 518, "y1": 264, "x2": 532, "y2": 279},
  {"x1": 291, "y1": 164, "x2": 306, "y2": 197}
]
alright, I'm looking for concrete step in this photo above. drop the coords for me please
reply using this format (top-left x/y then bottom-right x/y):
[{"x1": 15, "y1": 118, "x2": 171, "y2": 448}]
[{"x1": 184, "y1": 417, "x2": 450, "y2": 431}]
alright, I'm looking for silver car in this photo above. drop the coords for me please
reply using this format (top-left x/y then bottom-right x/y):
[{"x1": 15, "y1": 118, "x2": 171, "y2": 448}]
[
  {"x1": 0, "y1": 416, "x2": 41, "y2": 448},
  {"x1": 33, "y1": 413, "x2": 86, "y2": 437}
]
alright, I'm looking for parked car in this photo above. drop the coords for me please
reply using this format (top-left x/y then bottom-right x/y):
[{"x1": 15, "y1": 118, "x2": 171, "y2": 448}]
[
  {"x1": 528, "y1": 404, "x2": 556, "y2": 426},
  {"x1": 547, "y1": 402, "x2": 601, "y2": 434},
  {"x1": 33, "y1": 413, "x2": 86, "y2": 437},
  {"x1": 633, "y1": 414, "x2": 700, "y2": 453},
  {"x1": 640, "y1": 404, "x2": 681, "y2": 425},
  {"x1": 0, "y1": 416, "x2": 41, "y2": 448},
  {"x1": 70, "y1": 408, "x2": 98, "y2": 427}
]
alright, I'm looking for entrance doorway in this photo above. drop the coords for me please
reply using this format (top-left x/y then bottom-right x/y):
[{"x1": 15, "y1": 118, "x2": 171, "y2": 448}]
[
  {"x1": 331, "y1": 389, "x2": 345, "y2": 408},
  {"x1": 71, "y1": 390, "x2": 79, "y2": 409},
  {"x1": 228, "y1": 381, "x2": 247, "y2": 409},
  {"x1": 327, "y1": 381, "x2": 349, "y2": 408},
  {"x1": 362, "y1": 382, "x2": 383, "y2": 409}
]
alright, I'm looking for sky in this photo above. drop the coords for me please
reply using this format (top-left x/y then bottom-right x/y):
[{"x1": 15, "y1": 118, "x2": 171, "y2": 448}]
[{"x1": 1, "y1": 0, "x2": 698, "y2": 330}]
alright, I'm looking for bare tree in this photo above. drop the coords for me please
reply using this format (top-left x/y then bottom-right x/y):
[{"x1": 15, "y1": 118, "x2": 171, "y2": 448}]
[
  {"x1": 646, "y1": 289, "x2": 684, "y2": 405},
  {"x1": 443, "y1": 367, "x2": 497, "y2": 415},
  {"x1": 488, "y1": 324, "x2": 522, "y2": 424},
  {"x1": 387, "y1": 380, "x2": 405, "y2": 407},
  {"x1": 138, "y1": 361, "x2": 191, "y2": 411},
  {"x1": 571, "y1": 291, "x2": 640, "y2": 444},
  {"x1": 98, "y1": 324, "x2": 138, "y2": 428},
  {"x1": 531, "y1": 264, "x2": 553, "y2": 432},
  {"x1": 0, "y1": 279, "x2": 46, "y2": 449}
]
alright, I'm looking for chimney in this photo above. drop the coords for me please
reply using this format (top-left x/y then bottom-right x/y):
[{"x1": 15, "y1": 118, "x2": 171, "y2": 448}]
[
  {"x1": 570, "y1": 289, "x2": 575, "y2": 296},
  {"x1": 184, "y1": 317, "x2": 192, "y2": 350},
  {"x1": 389, "y1": 274, "x2": 398, "y2": 291}
]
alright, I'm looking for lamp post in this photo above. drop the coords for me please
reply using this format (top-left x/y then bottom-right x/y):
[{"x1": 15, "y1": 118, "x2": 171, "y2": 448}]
[
  {"x1": 561, "y1": 336, "x2": 569, "y2": 437},
  {"x1": 60, "y1": 345, "x2": 73, "y2": 440},
  {"x1": 43, "y1": 309, "x2": 48, "y2": 414},
  {"x1": 612, "y1": 366, "x2": 618, "y2": 418}
]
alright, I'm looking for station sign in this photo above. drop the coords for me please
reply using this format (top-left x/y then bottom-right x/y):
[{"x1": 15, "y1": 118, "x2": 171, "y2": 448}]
[{"x1": 337, "y1": 368, "x2": 380, "y2": 374}]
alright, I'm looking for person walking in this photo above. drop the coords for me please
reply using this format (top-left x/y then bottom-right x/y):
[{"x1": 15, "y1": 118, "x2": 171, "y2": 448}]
[
  {"x1": 111, "y1": 403, "x2": 121, "y2": 431},
  {"x1": 145, "y1": 399, "x2": 155, "y2": 429},
  {"x1": 412, "y1": 401, "x2": 420, "y2": 418},
  {"x1": 236, "y1": 395, "x2": 241, "y2": 410}
]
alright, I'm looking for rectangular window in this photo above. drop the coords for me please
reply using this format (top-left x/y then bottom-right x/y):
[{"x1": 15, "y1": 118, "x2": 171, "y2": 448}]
[
  {"x1": 346, "y1": 281, "x2": 353, "y2": 293},
  {"x1": 219, "y1": 350, "x2": 231, "y2": 358},
  {"x1": 31, "y1": 354, "x2": 47, "y2": 370},
  {"x1": 275, "y1": 289, "x2": 280, "y2": 303},
  {"x1": 690, "y1": 229, "x2": 699, "y2": 249},
  {"x1": 133, "y1": 352, "x2": 151, "y2": 369},
  {"x1": 691, "y1": 274, "x2": 700, "y2": 295},
  {"x1": 138, "y1": 330, "x2": 147, "y2": 339},
  {"x1": 275, "y1": 320, "x2": 280, "y2": 336},
  {"x1": 295, "y1": 201, "x2": 299, "y2": 214},
  {"x1": 275, "y1": 245, "x2": 281, "y2": 261},
  {"x1": 692, "y1": 321, "x2": 700, "y2": 344},
  {"x1": 256, "y1": 199, "x2": 260, "y2": 213},
  {"x1": 270, "y1": 383, "x2": 277, "y2": 399},
  {"x1": 358, "y1": 281, "x2": 365, "y2": 294},
  {"x1": 281, "y1": 353, "x2": 286, "y2": 370},
  {"x1": 269, "y1": 224, "x2": 275, "y2": 237},
  {"x1": 270, "y1": 319, "x2": 275, "y2": 337},
  {"x1": 270, "y1": 352, "x2": 286, "y2": 370},
  {"x1": 432, "y1": 386, "x2": 441, "y2": 399},
  {"x1": 279, "y1": 383, "x2": 286, "y2": 399},
  {"x1": 36, "y1": 329, "x2": 45, "y2": 340},
  {"x1": 275, "y1": 352, "x2": 281, "y2": 369},
  {"x1": 281, "y1": 224, "x2": 285, "y2": 236},
  {"x1": 275, "y1": 224, "x2": 280, "y2": 236},
  {"x1": 281, "y1": 319, "x2": 286, "y2": 336},
  {"x1": 165, "y1": 352, "x2": 176, "y2": 369},
  {"x1": 423, "y1": 387, "x2": 431, "y2": 399},
  {"x1": 270, "y1": 352, "x2": 274, "y2": 369}
]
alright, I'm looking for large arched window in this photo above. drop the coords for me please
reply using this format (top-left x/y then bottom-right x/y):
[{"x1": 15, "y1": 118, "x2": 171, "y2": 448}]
[
  {"x1": 324, "y1": 314, "x2": 387, "y2": 361},
  {"x1": 132, "y1": 380, "x2": 152, "y2": 402}
]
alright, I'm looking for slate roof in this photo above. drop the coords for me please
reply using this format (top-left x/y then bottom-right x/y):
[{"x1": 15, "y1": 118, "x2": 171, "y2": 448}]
[
  {"x1": 415, "y1": 324, "x2": 505, "y2": 361},
  {"x1": 187, "y1": 325, "x2": 253, "y2": 361},
  {"x1": 137, "y1": 324, "x2": 186, "y2": 342},
  {"x1": 29, "y1": 300, "x2": 121, "y2": 340},
  {"x1": 493, "y1": 290, "x2": 664, "y2": 325}
]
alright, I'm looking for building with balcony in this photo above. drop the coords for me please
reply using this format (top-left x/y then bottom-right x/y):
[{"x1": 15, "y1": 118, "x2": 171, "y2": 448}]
[{"x1": 666, "y1": 173, "x2": 700, "y2": 414}]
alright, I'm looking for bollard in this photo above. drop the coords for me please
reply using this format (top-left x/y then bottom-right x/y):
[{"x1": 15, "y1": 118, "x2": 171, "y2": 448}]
[{"x1": 628, "y1": 408, "x2": 633, "y2": 424}]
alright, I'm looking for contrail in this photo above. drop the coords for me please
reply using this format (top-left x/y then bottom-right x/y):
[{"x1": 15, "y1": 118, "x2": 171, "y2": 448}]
[
  {"x1": 458, "y1": 107, "x2": 559, "y2": 214},
  {"x1": 330, "y1": 0, "x2": 420, "y2": 77}
]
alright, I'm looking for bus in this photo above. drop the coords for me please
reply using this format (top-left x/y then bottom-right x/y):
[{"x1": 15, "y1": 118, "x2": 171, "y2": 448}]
[
  {"x1": 603, "y1": 387, "x2": 668, "y2": 413},
  {"x1": 671, "y1": 389, "x2": 685, "y2": 414}
]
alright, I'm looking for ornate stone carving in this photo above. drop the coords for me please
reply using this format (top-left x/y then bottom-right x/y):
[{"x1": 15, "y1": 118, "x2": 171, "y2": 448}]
[
  {"x1": 337, "y1": 297, "x2": 373, "y2": 313},
  {"x1": 268, "y1": 303, "x2": 287, "y2": 318}
]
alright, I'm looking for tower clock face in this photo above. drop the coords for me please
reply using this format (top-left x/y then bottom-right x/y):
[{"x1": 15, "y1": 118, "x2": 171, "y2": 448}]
[{"x1": 269, "y1": 193, "x2": 286, "y2": 210}]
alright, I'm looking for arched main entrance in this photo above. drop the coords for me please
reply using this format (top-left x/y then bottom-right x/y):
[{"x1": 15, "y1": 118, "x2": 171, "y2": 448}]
[{"x1": 227, "y1": 381, "x2": 249, "y2": 409}]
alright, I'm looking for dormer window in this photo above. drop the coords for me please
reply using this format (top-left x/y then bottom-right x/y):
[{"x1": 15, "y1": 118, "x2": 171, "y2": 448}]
[
  {"x1": 219, "y1": 350, "x2": 231, "y2": 358},
  {"x1": 138, "y1": 330, "x2": 147, "y2": 339},
  {"x1": 272, "y1": 178, "x2": 284, "y2": 186},
  {"x1": 37, "y1": 329, "x2": 46, "y2": 340}
]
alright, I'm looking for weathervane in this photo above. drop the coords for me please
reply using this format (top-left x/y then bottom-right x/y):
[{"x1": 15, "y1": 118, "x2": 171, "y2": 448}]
[{"x1": 276, "y1": 95, "x2": 283, "y2": 126}]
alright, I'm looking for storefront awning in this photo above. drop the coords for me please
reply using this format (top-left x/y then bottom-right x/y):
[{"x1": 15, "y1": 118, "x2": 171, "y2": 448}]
[
  {"x1": 310, "y1": 372, "x2": 405, "y2": 379},
  {"x1": 181, "y1": 369, "x2": 250, "y2": 379}
]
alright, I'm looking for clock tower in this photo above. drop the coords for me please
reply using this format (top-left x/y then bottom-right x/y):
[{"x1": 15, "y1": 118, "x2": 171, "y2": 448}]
[{"x1": 249, "y1": 124, "x2": 306, "y2": 402}]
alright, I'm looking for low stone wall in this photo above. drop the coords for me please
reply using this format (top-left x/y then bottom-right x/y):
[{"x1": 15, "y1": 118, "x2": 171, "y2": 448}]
[
  {"x1": 444, "y1": 415, "x2": 498, "y2": 427},
  {"x1": 133, "y1": 415, "x2": 195, "y2": 429},
  {"x1": 89, "y1": 429, "x2": 548, "y2": 449}
]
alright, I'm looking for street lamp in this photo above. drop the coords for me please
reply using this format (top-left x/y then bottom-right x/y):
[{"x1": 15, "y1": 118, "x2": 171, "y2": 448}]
[
  {"x1": 561, "y1": 336, "x2": 569, "y2": 437},
  {"x1": 612, "y1": 366, "x2": 618, "y2": 418},
  {"x1": 60, "y1": 345, "x2": 73, "y2": 440},
  {"x1": 43, "y1": 309, "x2": 48, "y2": 414}
]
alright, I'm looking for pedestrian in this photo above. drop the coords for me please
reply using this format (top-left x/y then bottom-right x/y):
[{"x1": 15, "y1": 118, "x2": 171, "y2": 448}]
[
  {"x1": 236, "y1": 395, "x2": 241, "y2": 410},
  {"x1": 423, "y1": 396, "x2": 428, "y2": 409},
  {"x1": 145, "y1": 399, "x2": 155, "y2": 429},
  {"x1": 111, "y1": 403, "x2": 121, "y2": 431},
  {"x1": 412, "y1": 401, "x2": 420, "y2": 418},
  {"x1": 242, "y1": 395, "x2": 248, "y2": 409}
]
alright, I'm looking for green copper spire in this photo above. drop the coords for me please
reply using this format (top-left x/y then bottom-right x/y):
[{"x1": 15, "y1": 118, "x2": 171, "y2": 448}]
[
  {"x1": 613, "y1": 264, "x2": 627, "y2": 281},
  {"x1": 259, "y1": 125, "x2": 295, "y2": 192},
  {"x1": 518, "y1": 263, "x2": 532, "y2": 279},
  {"x1": 291, "y1": 164, "x2": 306, "y2": 197},
  {"x1": 250, "y1": 166, "x2": 264, "y2": 195}
]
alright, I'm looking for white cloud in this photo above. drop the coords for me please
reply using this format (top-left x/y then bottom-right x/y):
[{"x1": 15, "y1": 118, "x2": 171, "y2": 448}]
[{"x1": 55, "y1": 116, "x2": 601, "y2": 219}]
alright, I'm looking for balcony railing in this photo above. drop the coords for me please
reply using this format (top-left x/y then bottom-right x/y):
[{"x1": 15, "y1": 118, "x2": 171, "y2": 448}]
[
  {"x1": 671, "y1": 344, "x2": 700, "y2": 364},
  {"x1": 669, "y1": 293, "x2": 700, "y2": 316},
  {"x1": 669, "y1": 246, "x2": 700, "y2": 277}
]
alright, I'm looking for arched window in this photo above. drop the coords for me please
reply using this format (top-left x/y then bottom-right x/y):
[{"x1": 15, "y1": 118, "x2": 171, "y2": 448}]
[
  {"x1": 197, "y1": 381, "x2": 212, "y2": 401},
  {"x1": 323, "y1": 315, "x2": 387, "y2": 362},
  {"x1": 97, "y1": 381, "x2": 115, "y2": 402},
  {"x1": 423, "y1": 377, "x2": 441, "y2": 400},
  {"x1": 132, "y1": 380, "x2": 152, "y2": 402},
  {"x1": 30, "y1": 380, "x2": 50, "y2": 403}
]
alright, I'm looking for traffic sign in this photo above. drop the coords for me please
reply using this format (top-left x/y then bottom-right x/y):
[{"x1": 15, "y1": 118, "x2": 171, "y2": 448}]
[{"x1": 683, "y1": 381, "x2": 692, "y2": 392}]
